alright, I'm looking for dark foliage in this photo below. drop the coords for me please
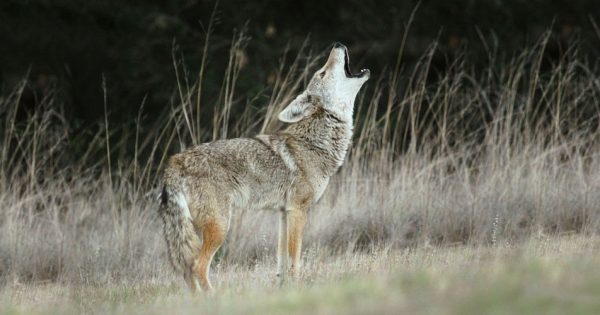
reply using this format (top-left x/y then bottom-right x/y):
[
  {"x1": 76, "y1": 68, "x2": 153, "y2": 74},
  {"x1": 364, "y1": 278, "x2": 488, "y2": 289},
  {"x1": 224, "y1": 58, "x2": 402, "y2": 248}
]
[{"x1": 1, "y1": 0, "x2": 599, "y2": 145}]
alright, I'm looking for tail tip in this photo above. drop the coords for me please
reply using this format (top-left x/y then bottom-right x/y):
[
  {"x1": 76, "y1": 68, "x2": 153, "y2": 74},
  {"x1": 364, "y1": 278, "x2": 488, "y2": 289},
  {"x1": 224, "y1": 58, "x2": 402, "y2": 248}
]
[{"x1": 159, "y1": 185, "x2": 169, "y2": 205}]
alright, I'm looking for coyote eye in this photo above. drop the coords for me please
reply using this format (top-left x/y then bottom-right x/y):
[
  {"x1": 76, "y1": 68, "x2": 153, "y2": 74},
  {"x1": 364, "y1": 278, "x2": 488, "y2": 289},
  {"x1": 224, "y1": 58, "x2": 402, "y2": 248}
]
[{"x1": 319, "y1": 71, "x2": 326, "y2": 78}]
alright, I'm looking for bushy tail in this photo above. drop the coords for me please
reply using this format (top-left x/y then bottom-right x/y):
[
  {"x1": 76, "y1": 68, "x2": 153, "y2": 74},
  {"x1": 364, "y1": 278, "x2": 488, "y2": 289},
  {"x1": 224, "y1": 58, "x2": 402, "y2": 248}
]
[{"x1": 158, "y1": 182, "x2": 201, "y2": 274}]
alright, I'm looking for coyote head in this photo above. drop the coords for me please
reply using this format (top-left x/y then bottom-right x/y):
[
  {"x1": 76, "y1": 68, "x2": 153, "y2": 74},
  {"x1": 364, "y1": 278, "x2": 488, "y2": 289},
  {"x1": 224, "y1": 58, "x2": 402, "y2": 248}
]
[{"x1": 279, "y1": 43, "x2": 370, "y2": 123}]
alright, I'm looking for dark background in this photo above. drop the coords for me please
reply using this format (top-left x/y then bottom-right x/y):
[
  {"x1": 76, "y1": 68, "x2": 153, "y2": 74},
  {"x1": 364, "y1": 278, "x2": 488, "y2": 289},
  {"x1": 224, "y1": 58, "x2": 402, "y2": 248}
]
[{"x1": 1, "y1": 0, "x2": 599, "y2": 131}]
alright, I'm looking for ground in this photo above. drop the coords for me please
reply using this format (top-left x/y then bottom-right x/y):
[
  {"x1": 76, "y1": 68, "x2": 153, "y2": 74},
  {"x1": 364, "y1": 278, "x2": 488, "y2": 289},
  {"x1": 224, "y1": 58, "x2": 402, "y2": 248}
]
[{"x1": 2, "y1": 234, "x2": 600, "y2": 315}]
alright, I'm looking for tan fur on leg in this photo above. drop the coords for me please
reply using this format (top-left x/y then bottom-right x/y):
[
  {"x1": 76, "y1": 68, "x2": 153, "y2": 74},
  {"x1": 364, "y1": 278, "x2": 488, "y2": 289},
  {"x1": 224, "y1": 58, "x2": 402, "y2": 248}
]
[
  {"x1": 194, "y1": 219, "x2": 226, "y2": 291},
  {"x1": 287, "y1": 209, "x2": 306, "y2": 278}
]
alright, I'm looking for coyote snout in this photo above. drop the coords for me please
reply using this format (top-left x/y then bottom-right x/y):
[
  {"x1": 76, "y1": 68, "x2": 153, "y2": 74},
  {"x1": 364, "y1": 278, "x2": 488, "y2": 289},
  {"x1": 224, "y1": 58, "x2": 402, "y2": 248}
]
[
  {"x1": 279, "y1": 42, "x2": 370, "y2": 124},
  {"x1": 159, "y1": 43, "x2": 369, "y2": 291}
]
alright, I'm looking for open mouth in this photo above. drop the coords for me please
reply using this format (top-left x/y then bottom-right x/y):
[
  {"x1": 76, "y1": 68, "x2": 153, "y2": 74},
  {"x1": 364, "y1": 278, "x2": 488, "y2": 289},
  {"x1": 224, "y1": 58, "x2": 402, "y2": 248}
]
[{"x1": 342, "y1": 47, "x2": 369, "y2": 78}]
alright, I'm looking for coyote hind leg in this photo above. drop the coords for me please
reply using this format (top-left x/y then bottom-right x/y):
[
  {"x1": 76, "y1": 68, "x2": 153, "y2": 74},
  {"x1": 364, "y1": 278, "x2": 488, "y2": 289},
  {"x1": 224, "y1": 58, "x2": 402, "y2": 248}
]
[
  {"x1": 183, "y1": 269, "x2": 200, "y2": 292},
  {"x1": 194, "y1": 217, "x2": 227, "y2": 291}
]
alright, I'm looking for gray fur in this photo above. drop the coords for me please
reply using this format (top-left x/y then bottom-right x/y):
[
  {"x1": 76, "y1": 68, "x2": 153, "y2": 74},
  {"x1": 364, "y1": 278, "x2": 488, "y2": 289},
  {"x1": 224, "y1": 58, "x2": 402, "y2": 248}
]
[{"x1": 158, "y1": 43, "x2": 369, "y2": 291}]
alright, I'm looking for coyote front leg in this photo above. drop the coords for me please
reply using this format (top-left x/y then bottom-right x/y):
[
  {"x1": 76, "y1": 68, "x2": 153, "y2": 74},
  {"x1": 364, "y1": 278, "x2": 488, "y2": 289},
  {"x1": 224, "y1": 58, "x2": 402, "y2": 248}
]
[
  {"x1": 287, "y1": 209, "x2": 306, "y2": 278},
  {"x1": 277, "y1": 207, "x2": 289, "y2": 285}
]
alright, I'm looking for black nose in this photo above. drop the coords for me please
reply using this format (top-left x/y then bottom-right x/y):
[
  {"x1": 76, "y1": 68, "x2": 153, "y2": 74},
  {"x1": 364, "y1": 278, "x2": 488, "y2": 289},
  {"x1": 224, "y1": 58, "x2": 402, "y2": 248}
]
[{"x1": 333, "y1": 42, "x2": 346, "y2": 49}]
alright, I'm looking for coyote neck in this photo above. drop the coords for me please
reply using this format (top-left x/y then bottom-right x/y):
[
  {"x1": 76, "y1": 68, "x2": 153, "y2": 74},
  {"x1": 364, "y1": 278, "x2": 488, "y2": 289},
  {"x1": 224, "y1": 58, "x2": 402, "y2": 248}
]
[{"x1": 282, "y1": 107, "x2": 353, "y2": 176}]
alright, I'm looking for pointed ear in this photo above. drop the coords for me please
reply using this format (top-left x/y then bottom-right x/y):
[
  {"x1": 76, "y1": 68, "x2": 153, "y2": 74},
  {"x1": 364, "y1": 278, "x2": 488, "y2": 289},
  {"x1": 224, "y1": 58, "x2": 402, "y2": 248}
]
[{"x1": 278, "y1": 95, "x2": 316, "y2": 123}]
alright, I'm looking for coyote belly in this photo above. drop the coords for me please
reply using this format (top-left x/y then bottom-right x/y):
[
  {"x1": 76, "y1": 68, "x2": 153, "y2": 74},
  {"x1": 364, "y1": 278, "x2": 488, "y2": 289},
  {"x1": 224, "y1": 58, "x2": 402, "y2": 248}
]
[{"x1": 158, "y1": 43, "x2": 369, "y2": 291}]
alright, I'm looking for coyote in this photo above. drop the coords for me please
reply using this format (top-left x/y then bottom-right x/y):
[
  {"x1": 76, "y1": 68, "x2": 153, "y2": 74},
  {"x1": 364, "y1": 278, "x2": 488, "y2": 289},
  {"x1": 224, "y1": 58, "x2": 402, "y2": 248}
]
[{"x1": 159, "y1": 43, "x2": 369, "y2": 291}]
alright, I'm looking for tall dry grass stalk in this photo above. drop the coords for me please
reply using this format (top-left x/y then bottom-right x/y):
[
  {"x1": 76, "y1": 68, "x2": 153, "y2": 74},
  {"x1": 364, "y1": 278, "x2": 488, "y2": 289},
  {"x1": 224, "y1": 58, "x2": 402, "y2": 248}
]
[{"x1": 1, "y1": 32, "x2": 600, "y2": 285}]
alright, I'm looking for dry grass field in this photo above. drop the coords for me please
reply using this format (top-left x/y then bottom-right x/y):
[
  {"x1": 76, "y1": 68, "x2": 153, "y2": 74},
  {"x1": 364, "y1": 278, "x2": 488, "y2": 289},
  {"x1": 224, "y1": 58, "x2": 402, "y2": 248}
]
[
  {"x1": 2, "y1": 35, "x2": 600, "y2": 313},
  {"x1": 3, "y1": 235, "x2": 600, "y2": 314}
]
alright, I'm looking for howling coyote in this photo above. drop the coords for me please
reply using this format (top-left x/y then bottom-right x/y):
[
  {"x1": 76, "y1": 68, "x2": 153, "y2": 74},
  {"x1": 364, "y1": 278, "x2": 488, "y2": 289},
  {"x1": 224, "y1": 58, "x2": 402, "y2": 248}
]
[{"x1": 159, "y1": 43, "x2": 370, "y2": 291}]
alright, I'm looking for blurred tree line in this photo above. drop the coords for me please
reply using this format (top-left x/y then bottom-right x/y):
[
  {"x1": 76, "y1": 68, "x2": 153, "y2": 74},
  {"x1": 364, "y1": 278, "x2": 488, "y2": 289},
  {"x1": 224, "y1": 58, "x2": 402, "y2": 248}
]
[{"x1": 1, "y1": 0, "x2": 599, "y2": 134}]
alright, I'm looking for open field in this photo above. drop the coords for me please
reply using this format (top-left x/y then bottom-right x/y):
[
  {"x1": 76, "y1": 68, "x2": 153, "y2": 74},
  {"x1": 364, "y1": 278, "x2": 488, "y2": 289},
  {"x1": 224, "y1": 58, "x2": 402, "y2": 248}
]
[
  {"x1": 2, "y1": 235, "x2": 600, "y2": 314},
  {"x1": 3, "y1": 35, "x2": 600, "y2": 313}
]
